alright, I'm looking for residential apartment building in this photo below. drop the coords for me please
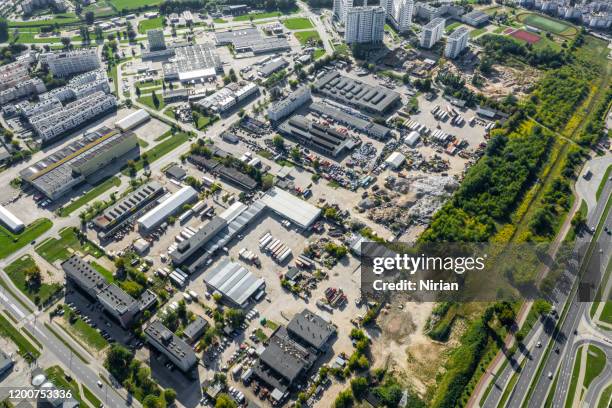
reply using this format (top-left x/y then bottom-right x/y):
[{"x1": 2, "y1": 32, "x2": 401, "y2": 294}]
[
  {"x1": 444, "y1": 26, "x2": 469, "y2": 58},
  {"x1": 21, "y1": 0, "x2": 67, "y2": 14},
  {"x1": 147, "y1": 29, "x2": 166, "y2": 51},
  {"x1": 333, "y1": 0, "x2": 354, "y2": 22},
  {"x1": 0, "y1": 78, "x2": 46, "y2": 105},
  {"x1": 345, "y1": 6, "x2": 386, "y2": 44},
  {"x1": 268, "y1": 86, "x2": 312, "y2": 122},
  {"x1": 419, "y1": 17, "x2": 445, "y2": 48},
  {"x1": 41, "y1": 49, "x2": 101, "y2": 78},
  {"x1": 0, "y1": 57, "x2": 33, "y2": 92},
  {"x1": 385, "y1": 0, "x2": 414, "y2": 32},
  {"x1": 144, "y1": 320, "x2": 198, "y2": 373}
]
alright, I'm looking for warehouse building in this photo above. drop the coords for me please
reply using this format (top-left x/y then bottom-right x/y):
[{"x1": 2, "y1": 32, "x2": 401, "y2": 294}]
[
  {"x1": 462, "y1": 10, "x2": 489, "y2": 27},
  {"x1": 260, "y1": 187, "x2": 321, "y2": 230},
  {"x1": 0, "y1": 205, "x2": 25, "y2": 233},
  {"x1": 170, "y1": 216, "x2": 228, "y2": 265},
  {"x1": 313, "y1": 71, "x2": 401, "y2": 116},
  {"x1": 137, "y1": 186, "x2": 198, "y2": 232},
  {"x1": 41, "y1": 49, "x2": 101, "y2": 78},
  {"x1": 385, "y1": 151, "x2": 406, "y2": 169},
  {"x1": 203, "y1": 259, "x2": 265, "y2": 308},
  {"x1": 214, "y1": 28, "x2": 290, "y2": 54},
  {"x1": 277, "y1": 115, "x2": 357, "y2": 158},
  {"x1": 162, "y1": 44, "x2": 222, "y2": 82},
  {"x1": 194, "y1": 82, "x2": 259, "y2": 114},
  {"x1": 183, "y1": 315, "x2": 208, "y2": 343},
  {"x1": 19, "y1": 128, "x2": 138, "y2": 200},
  {"x1": 257, "y1": 58, "x2": 288, "y2": 78},
  {"x1": 115, "y1": 109, "x2": 151, "y2": 131},
  {"x1": 268, "y1": 87, "x2": 312, "y2": 122},
  {"x1": 309, "y1": 102, "x2": 391, "y2": 140},
  {"x1": 286, "y1": 309, "x2": 336, "y2": 352},
  {"x1": 94, "y1": 182, "x2": 164, "y2": 235},
  {"x1": 144, "y1": 320, "x2": 198, "y2": 373}
]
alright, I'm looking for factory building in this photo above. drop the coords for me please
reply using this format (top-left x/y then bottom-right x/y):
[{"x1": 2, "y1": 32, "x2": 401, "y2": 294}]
[
  {"x1": 313, "y1": 71, "x2": 401, "y2": 116},
  {"x1": 309, "y1": 102, "x2": 391, "y2": 140},
  {"x1": 267, "y1": 87, "x2": 311, "y2": 122},
  {"x1": 162, "y1": 44, "x2": 222, "y2": 82},
  {"x1": 202, "y1": 259, "x2": 266, "y2": 308},
  {"x1": 144, "y1": 320, "x2": 198, "y2": 373},
  {"x1": 19, "y1": 128, "x2": 138, "y2": 200},
  {"x1": 444, "y1": 26, "x2": 469, "y2": 59},
  {"x1": 214, "y1": 28, "x2": 291, "y2": 55},
  {"x1": 260, "y1": 187, "x2": 321, "y2": 230},
  {"x1": 41, "y1": 49, "x2": 101, "y2": 78},
  {"x1": 115, "y1": 109, "x2": 151, "y2": 131},
  {"x1": 257, "y1": 58, "x2": 289, "y2": 78},
  {"x1": 0, "y1": 205, "x2": 25, "y2": 233},
  {"x1": 419, "y1": 17, "x2": 445, "y2": 48},
  {"x1": 194, "y1": 82, "x2": 259, "y2": 114},
  {"x1": 137, "y1": 186, "x2": 198, "y2": 232},
  {"x1": 344, "y1": 6, "x2": 386, "y2": 44},
  {"x1": 277, "y1": 115, "x2": 357, "y2": 158}
]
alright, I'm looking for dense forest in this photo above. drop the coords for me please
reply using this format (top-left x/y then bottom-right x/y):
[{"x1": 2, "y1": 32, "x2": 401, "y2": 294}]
[{"x1": 478, "y1": 34, "x2": 568, "y2": 69}]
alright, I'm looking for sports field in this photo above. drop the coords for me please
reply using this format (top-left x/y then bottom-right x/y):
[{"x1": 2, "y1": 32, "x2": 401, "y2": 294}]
[
  {"x1": 517, "y1": 12, "x2": 577, "y2": 36},
  {"x1": 504, "y1": 28, "x2": 541, "y2": 44}
]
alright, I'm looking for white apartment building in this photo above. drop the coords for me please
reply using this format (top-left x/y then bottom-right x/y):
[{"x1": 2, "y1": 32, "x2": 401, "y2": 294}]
[
  {"x1": 41, "y1": 49, "x2": 101, "y2": 78},
  {"x1": 0, "y1": 78, "x2": 46, "y2": 105},
  {"x1": 345, "y1": 6, "x2": 386, "y2": 44},
  {"x1": 333, "y1": 0, "x2": 354, "y2": 22},
  {"x1": 0, "y1": 59, "x2": 32, "y2": 92},
  {"x1": 268, "y1": 86, "x2": 312, "y2": 121},
  {"x1": 444, "y1": 25, "x2": 469, "y2": 58},
  {"x1": 419, "y1": 17, "x2": 445, "y2": 48},
  {"x1": 21, "y1": 0, "x2": 67, "y2": 14},
  {"x1": 386, "y1": 0, "x2": 414, "y2": 32}
]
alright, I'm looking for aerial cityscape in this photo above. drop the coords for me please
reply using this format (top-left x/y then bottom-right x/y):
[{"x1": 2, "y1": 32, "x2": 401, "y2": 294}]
[{"x1": 0, "y1": 0, "x2": 610, "y2": 407}]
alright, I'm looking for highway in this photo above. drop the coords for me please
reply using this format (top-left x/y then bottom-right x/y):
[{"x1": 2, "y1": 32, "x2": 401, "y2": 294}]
[{"x1": 482, "y1": 178, "x2": 611, "y2": 408}]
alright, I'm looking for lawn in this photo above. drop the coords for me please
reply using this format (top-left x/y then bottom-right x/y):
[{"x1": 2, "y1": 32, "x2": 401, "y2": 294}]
[
  {"x1": 82, "y1": 385, "x2": 102, "y2": 408},
  {"x1": 58, "y1": 176, "x2": 121, "y2": 217},
  {"x1": 294, "y1": 30, "x2": 321, "y2": 45},
  {"x1": 45, "y1": 366, "x2": 85, "y2": 406},
  {"x1": 0, "y1": 313, "x2": 40, "y2": 361},
  {"x1": 8, "y1": 13, "x2": 80, "y2": 27},
  {"x1": 565, "y1": 346, "x2": 583, "y2": 408},
  {"x1": 445, "y1": 21, "x2": 462, "y2": 33},
  {"x1": 234, "y1": 11, "x2": 282, "y2": 22},
  {"x1": 583, "y1": 345, "x2": 606, "y2": 389},
  {"x1": 5, "y1": 255, "x2": 62, "y2": 307},
  {"x1": 109, "y1": 0, "x2": 162, "y2": 11},
  {"x1": 517, "y1": 12, "x2": 577, "y2": 36},
  {"x1": 313, "y1": 48, "x2": 325, "y2": 60},
  {"x1": 128, "y1": 132, "x2": 190, "y2": 172},
  {"x1": 598, "y1": 384, "x2": 612, "y2": 408},
  {"x1": 62, "y1": 305, "x2": 108, "y2": 351},
  {"x1": 138, "y1": 94, "x2": 165, "y2": 110},
  {"x1": 0, "y1": 218, "x2": 53, "y2": 259},
  {"x1": 9, "y1": 29, "x2": 62, "y2": 43},
  {"x1": 137, "y1": 16, "x2": 164, "y2": 34},
  {"x1": 213, "y1": 18, "x2": 227, "y2": 24},
  {"x1": 36, "y1": 227, "x2": 103, "y2": 264},
  {"x1": 282, "y1": 17, "x2": 313, "y2": 30},
  {"x1": 469, "y1": 28, "x2": 487, "y2": 38},
  {"x1": 91, "y1": 261, "x2": 115, "y2": 282},
  {"x1": 600, "y1": 301, "x2": 612, "y2": 324},
  {"x1": 193, "y1": 112, "x2": 214, "y2": 130}
]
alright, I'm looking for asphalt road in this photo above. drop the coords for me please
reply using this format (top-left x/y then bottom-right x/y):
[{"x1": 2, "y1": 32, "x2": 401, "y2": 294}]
[{"x1": 483, "y1": 179, "x2": 611, "y2": 408}]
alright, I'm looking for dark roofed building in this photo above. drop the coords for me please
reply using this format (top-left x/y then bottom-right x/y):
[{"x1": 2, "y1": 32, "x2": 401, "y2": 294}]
[
  {"x1": 138, "y1": 289, "x2": 158, "y2": 312},
  {"x1": 287, "y1": 309, "x2": 336, "y2": 352},
  {"x1": 61, "y1": 254, "x2": 107, "y2": 298},
  {"x1": 165, "y1": 165, "x2": 187, "y2": 181},
  {"x1": 171, "y1": 216, "x2": 228, "y2": 265},
  {"x1": 217, "y1": 166, "x2": 258, "y2": 190},
  {"x1": 183, "y1": 315, "x2": 208, "y2": 343},
  {"x1": 278, "y1": 115, "x2": 355, "y2": 157},
  {"x1": 145, "y1": 320, "x2": 198, "y2": 373},
  {"x1": 97, "y1": 283, "x2": 139, "y2": 328}
]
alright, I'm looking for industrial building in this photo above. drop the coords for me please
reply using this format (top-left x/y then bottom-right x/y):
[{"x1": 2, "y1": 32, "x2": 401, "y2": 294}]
[
  {"x1": 183, "y1": 315, "x2": 208, "y2": 343},
  {"x1": 202, "y1": 259, "x2": 265, "y2": 308},
  {"x1": 19, "y1": 128, "x2": 138, "y2": 200},
  {"x1": 41, "y1": 49, "x2": 101, "y2": 78},
  {"x1": 313, "y1": 71, "x2": 401, "y2": 116},
  {"x1": 260, "y1": 187, "x2": 321, "y2": 230},
  {"x1": 267, "y1": 87, "x2": 312, "y2": 122},
  {"x1": 277, "y1": 115, "x2": 357, "y2": 158},
  {"x1": 170, "y1": 216, "x2": 228, "y2": 266},
  {"x1": 309, "y1": 102, "x2": 391, "y2": 140},
  {"x1": 385, "y1": 151, "x2": 406, "y2": 169},
  {"x1": 137, "y1": 186, "x2": 198, "y2": 232},
  {"x1": 344, "y1": 6, "x2": 386, "y2": 44},
  {"x1": 162, "y1": 44, "x2": 222, "y2": 82},
  {"x1": 144, "y1": 320, "x2": 198, "y2": 373},
  {"x1": 253, "y1": 310, "x2": 335, "y2": 400},
  {"x1": 147, "y1": 29, "x2": 166, "y2": 51},
  {"x1": 444, "y1": 26, "x2": 469, "y2": 59},
  {"x1": 115, "y1": 109, "x2": 151, "y2": 131},
  {"x1": 94, "y1": 181, "x2": 165, "y2": 238},
  {"x1": 257, "y1": 58, "x2": 289, "y2": 78},
  {"x1": 62, "y1": 254, "x2": 155, "y2": 328},
  {"x1": 420, "y1": 17, "x2": 445, "y2": 48},
  {"x1": 0, "y1": 205, "x2": 25, "y2": 233},
  {"x1": 461, "y1": 10, "x2": 490, "y2": 27},
  {"x1": 194, "y1": 82, "x2": 259, "y2": 114},
  {"x1": 214, "y1": 28, "x2": 290, "y2": 55}
]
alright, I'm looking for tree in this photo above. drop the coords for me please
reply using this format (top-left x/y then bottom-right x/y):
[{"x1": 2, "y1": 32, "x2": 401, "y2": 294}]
[
  {"x1": 142, "y1": 395, "x2": 164, "y2": 408},
  {"x1": 151, "y1": 91, "x2": 160, "y2": 109},
  {"x1": 94, "y1": 25, "x2": 103, "y2": 41},
  {"x1": 533, "y1": 299, "x2": 552, "y2": 316},
  {"x1": 225, "y1": 308, "x2": 246, "y2": 329},
  {"x1": 163, "y1": 389, "x2": 177, "y2": 405},
  {"x1": 272, "y1": 135, "x2": 285, "y2": 150},
  {"x1": 85, "y1": 11, "x2": 95, "y2": 25},
  {"x1": 135, "y1": 86, "x2": 141, "y2": 98},
  {"x1": 60, "y1": 37, "x2": 71, "y2": 49},
  {"x1": 333, "y1": 390, "x2": 354, "y2": 408},
  {"x1": 24, "y1": 264, "x2": 42, "y2": 291},
  {"x1": 0, "y1": 18, "x2": 8, "y2": 43},
  {"x1": 215, "y1": 394, "x2": 237, "y2": 408},
  {"x1": 290, "y1": 146, "x2": 301, "y2": 161},
  {"x1": 350, "y1": 377, "x2": 368, "y2": 400},
  {"x1": 104, "y1": 344, "x2": 133, "y2": 383}
]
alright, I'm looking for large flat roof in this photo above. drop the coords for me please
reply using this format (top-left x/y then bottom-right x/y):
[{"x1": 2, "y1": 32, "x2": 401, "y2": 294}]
[
  {"x1": 202, "y1": 259, "x2": 265, "y2": 308},
  {"x1": 97, "y1": 283, "x2": 138, "y2": 315},
  {"x1": 171, "y1": 216, "x2": 228, "y2": 264},
  {"x1": 287, "y1": 309, "x2": 336, "y2": 351},
  {"x1": 0, "y1": 205, "x2": 24, "y2": 232},
  {"x1": 145, "y1": 320, "x2": 197, "y2": 368},
  {"x1": 260, "y1": 187, "x2": 321, "y2": 229},
  {"x1": 95, "y1": 181, "x2": 164, "y2": 229},
  {"x1": 138, "y1": 186, "x2": 197, "y2": 230}
]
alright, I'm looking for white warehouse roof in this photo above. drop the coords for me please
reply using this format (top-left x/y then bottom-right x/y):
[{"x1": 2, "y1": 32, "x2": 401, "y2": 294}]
[
  {"x1": 0, "y1": 205, "x2": 25, "y2": 233},
  {"x1": 405, "y1": 131, "x2": 420, "y2": 147},
  {"x1": 115, "y1": 109, "x2": 150, "y2": 131},
  {"x1": 385, "y1": 151, "x2": 406, "y2": 169},
  {"x1": 138, "y1": 186, "x2": 197, "y2": 231},
  {"x1": 203, "y1": 259, "x2": 265, "y2": 308},
  {"x1": 260, "y1": 187, "x2": 321, "y2": 229}
]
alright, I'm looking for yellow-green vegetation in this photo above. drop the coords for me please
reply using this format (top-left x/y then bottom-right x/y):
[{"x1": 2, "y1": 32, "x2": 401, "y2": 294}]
[
  {"x1": 36, "y1": 227, "x2": 104, "y2": 263},
  {"x1": 565, "y1": 346, "x2": 583, "y2": 408},
  {"x1": 126, "y1": 131, "x2": 190, "y2": 173},
  {"x1": 0, "y1": 218, "x2": 52, "y2": 259},
  {"x1": 58, "y1": 176, "x2": 121, "y2": 216},
  {"x1": 8, "y1": 13, "x2": 80, "y2": 27},
  {"x1": 597, "y1": 384, "x2": 612, "y2": 408},
  {"x1": 82, "y1": 385, "x2": 102, "y2": 407},
  {"x1": 62, "y1": 305, "x2": 108, "y2": 351},
  {"x1": 5, "y1": 255, "x2": 62, "y2": 307},
  {"x1": 294, "y1": 30, "x2": 321, "y2": 45},
  {"x1": 313, "y1": 48, "x2": 325, "y2": 60},
  {"x1": 0, "y1": 313, "x2": 40, "y2": 361},
  {"x1": 137, "y1": 16, "x2": 164, "y2": 34},
  {"x1": 234, "y1": 11, "x2": 282, "y2": 21},
  {"x1": 91, "y1": 261, "x2": 115, "y2": 282},
  {"x1": 469, "y1": 28, "x2": 487, "y2": 38},
  {"x1": 282, "y1": 17, "x2": 313, "y2": 30},
  {"x1": 583, "y1": 345, "x2": 606, "y2": 389},
  {"x1": 601, "y1": 302, "x2": 612, "y2": 324},
  {"x1": 109, "y1": 0, "x2": 162, "y2": 11},
  {"x1": 137, "y1": 93, "x2": 165, "y2": 110},
  {"x1": 213, "y1": 18, "x2": 227, "y2": 24},
  {"x1": 44, "y1": 366, "x2": 84, "y2": 406}
]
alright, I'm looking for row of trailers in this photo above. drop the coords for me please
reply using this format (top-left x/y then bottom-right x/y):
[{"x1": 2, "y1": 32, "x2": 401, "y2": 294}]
[
  {"x1": 259, "y1": 231, "x2": 292, "y2": 264},
  {"x1": 431, "y1": 105, "x2": 465, "y2": 126},
  {"x1": 155, "y1": 266, "x2": 189, "y2": 288}
]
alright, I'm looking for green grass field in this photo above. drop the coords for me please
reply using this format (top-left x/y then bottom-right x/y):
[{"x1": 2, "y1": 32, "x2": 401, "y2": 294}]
[
  {"x1": 445, "y1": 21, "x2": 462, "y2": 33},
  {"x1": 82, "y1": 385, "x2": 102, "y2": 408},
  {"x1": 213, "y1": 18, "x2": 227, "y2": 24},
  {"x1": 45, "y1": 366, "x2": 85, "y2": 406},
  {"x1": 518, "y1": 12, "x2": 576, "y2": 36},
  {"x1": 282, "y1": 17, "x2": 313, "y2": 30},
  {"x1": 0, "y1": 313, "x2": 40, "y2": 361},
  {"x1": 565, "y1": 346, "x2": 583, "y2": 408},
  {"x1": 598, "y1": 384, "x2": 612, "y2": 408},
  {"x1": 584, "y1": 345, "x2": 606, "y2": 389},
  {"x1": 36, "y1": 227, "x2": 103, "y2": 263},
  {"x1": 137, "y1": 16, "x2": 164, "y2": 34},
  {"x1": 63, "y1": 305, "x2": 108, "y2": 350},
  {"x1": 138, "y1": 94, "x2": 165, "y2": 110},
  {"x1": 600, "y1": 302, "x2": 612, "y2": 324},
  {"x1": 109, "y1": 0, "x2": 162, "y2": 11},
  {"x1": 234, "y1": 11, "x2": 282, "y2": 22},
  {"x1": 469, "y1": 28, "x2": 487, "y2": 38},
  {"x1": 294, "y1": 30, "x2": 321, "y2": 45},
  {"x1": 8, "y1": 13, "x2": 80, "y2": 27},
  {"x1": 313, "y1": 48, "x2": 325, "y2": 60},
  {"x1": 5, "y1": 255, "x2": 62, "y2": 306},
  {"x1": 91, "y1": 261, "x2": 115, "y2": 282},
  {"x1": 0, "y1": 218, "x2": 53, "y2": 259},
  {"x1": 58, "y1": 176, "x2": 121, "y2": 217},
  {"x1": 128, "y1": 132, "x2": 190, "y2": 172}
]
